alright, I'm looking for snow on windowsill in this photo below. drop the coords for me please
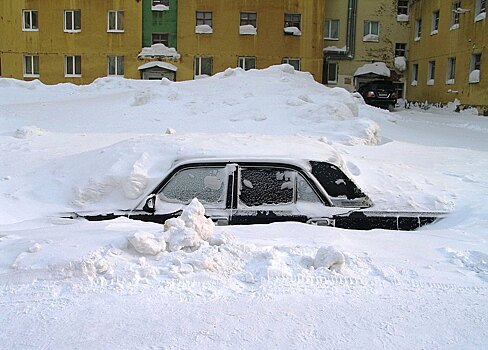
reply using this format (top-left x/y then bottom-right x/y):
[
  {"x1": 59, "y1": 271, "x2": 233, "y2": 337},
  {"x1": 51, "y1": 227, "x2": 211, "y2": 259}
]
[
  {"x1": 394, "y1": 56, "x2": 407, "y2": 72},
  {"x1": 194, "y1": 74, "x2": 210, "y2": 80},
  {"x1": 152, "y1": 4, "x2": 169, "y2": 11},
  {"x1": 469, "y1": 70, "x2": 480, "y2": 83},
  {"x1": 138, "y1": 43, "x2": 181, "y2": 60},
  {"x1": 411, "y1": 80, "x2": 418, "y2": 86},
  {"x1": 446, "y1": 79, "x2": 455, "y2": 85},
  {"x1": 430, "y1": 29, "x2": 438, "y2": 36},
  {"x1": 450, "y1": 23, "x2": 460, "y2": 31},
  {"x1": 23, "y1": 74, "x2": 40, "y2": 78},
  {"x1": 284, "y1": 27, "x2": 301, "y2": 36},
  {"x1": 363, "y1": 34, "x2": 379, "y2": 42},
  {"x1": 65, "y1": 74, "x2": 82, "y2": 78},
  {"x1": 323, "y1": 45, "x2": 347, "y2": 53},
  {"x1": 475, "y1": 12, "x2": 486, "y2": 22},
  {"x1": 397, "y1": 14, "x2": 409, "y2": 22},
  {"x1": 195, "y1": 25, "x2": 213, "y2": 34},
  {"x1": 414, "y1": 36, "x2": 421, "y2": 42},
  {"x1": 64, "y1": 29, "x2": 81, "y2": 33},
  {"x1": 427, "y1": 79, "x2": 435, "y2": 86},
  {"x1": 324, "y1": 37, "x2": 339, "y2": 41},
  {"x1": 239, "y1": 25, "x2": 257, "y2": 35}
]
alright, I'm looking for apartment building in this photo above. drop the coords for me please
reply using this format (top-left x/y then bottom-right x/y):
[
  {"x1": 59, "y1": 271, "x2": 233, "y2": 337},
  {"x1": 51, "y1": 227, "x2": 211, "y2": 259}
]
[
  {"x1": 323, "y1": 0, "x2": 410, "y2": 97},
  {"x1": 176, "y1": 0, "x2": 326, "y2": 82},
  {"x1": 0, "y1": 0, "x2": 142, "y2": 84},
  {"x1": 407, "y1": 0, "x2": 487, "y2": 109}
]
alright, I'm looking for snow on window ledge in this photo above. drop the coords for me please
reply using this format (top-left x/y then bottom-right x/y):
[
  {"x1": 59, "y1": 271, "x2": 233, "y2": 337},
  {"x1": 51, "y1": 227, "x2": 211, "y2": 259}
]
[
  {"x1": 450, "y1": 23, "x2": 460, "y2": 30},
  {"x1": 195, "y1": 25, "x2": 213, "y2": 34},
  {"x1": 475, "y1": 12, "x2": 486, "y2": 22},
  {"x1": 240, "y1": 25, "x2": 257, "y2": 35},
  {"x1": 414, "y1": 36, "x2": 421, "y2": 42},
  {"x1": 427, "y1": 79, "x2": 435, "y2": 86},
  {"x1": 152, "y1": 4, "x2": 169, "y2": 11},
  {"x1": 446, "y1": 79, "x2": 455, "y2": 85},
  {"x1": 469, "y1": 70, "x2": 480, "y2": 83},
  {"x1": 411, "y1": 80, "x2": 418, "y2": 86},
  {"x1": 194, "y1": 74, "x2": 210, "y2": 80},
  {"x1": 284, "y1": 27, "x2": 301, "y2": 36},
  {"x1": 430, "y1": 29, "x2": 438, "y2": 35},
  {"x1": 363, "y1": 34, "x2": 379, "y2": 42},
  {"x1": 397, "y1": 14, "x2": 409, "y2": 22},
  {"x1": 394, "y1": 56, "x2": 407, "y2": 72}
]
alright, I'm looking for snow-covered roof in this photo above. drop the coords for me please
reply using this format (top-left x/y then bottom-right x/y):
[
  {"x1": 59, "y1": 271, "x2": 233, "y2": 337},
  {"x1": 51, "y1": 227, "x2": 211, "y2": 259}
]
[
  {"x1": 138, "y1": 61, "x2": 177, "y2": 72},
  {"x1": 354, "y1": 62, "x2": 390, "y2": 77},
  {"x1": 138, "y1": 44, "x2": 181, "y2": 59}
]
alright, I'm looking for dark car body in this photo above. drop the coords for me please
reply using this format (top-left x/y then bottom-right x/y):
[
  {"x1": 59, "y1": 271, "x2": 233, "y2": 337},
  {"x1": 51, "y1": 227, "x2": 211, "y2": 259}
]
[
  {"x1": 72, "y1": 158, "x2": 446, "y2": 231},
  {"x1": 358, "y1": 80, "x2": 397, "y2": 110}
]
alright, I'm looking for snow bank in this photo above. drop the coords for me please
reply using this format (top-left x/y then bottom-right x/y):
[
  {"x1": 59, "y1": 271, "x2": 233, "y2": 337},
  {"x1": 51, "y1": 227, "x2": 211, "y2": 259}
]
[{"x1": 13, "y1": 126, "x2": 45, "y2": 138}]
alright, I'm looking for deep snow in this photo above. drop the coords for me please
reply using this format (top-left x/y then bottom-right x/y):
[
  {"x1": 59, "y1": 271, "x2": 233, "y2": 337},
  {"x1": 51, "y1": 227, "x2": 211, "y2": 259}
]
[{"x1": 1, "y1": 65, "x2": 487, "y2": 349}]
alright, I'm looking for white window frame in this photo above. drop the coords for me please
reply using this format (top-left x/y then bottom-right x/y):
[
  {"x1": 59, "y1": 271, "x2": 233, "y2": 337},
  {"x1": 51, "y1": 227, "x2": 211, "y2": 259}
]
[
  {"x1": 64, "y1": 10, "x2": 81, "y2": 33},
  {"x1": 196, "y1": 11, "x2": 213, "y2": 27},
  {"x1": 397, "y1": 0, "x2": 409, "y2": 16},
  {"x1": 431, "y1": 10, "x2": 440, "y2": 34},
  {"x1": 451, "y1": 1, "x2": 461, "y2": 28},
  {"x1": 476, "y1": 0, "x2": 487, "y2": 16},
  {"x1": 108, "y1": 56, "x2": 124, "y2": 76},
  {"x1": 194, "y1": 56, "x2": 213, "y2": 78},
  {"x1": 327, "y1": 63, "x2": 338, "y2": 84},
  {"x1": 282, "y1": 58, "x2": 301, "y2": 71},
  {"x1": 22, "y1": 10, "x2": 38, "y2": 31},
  {"x1": 238, "y1": 56, "x2": 256, "y2": 71},
  {"x1": 107, "y1": 10, "x2": 124, "y2": 32},
  {"x1": 65, "y1": 55, "x2": 81, "y2": 77},
  {"x1": 446, "y1": 57, "x2": 456, "y2": 83},
  {"x1": 411, "y1": 63, "x2": 419, "y2": 85},
  {"x1": 23, "y1": 55, "x2": 39, "y2": 77},
  {"x1": 324, "y1": 19, "x2": 339, "y2": 40},
  {"x1": 428, "y1": 60, "x2": 436, "y2": 83},
  {"x1": 414, "y1": 19, "x2": 422, "y2": 40}
]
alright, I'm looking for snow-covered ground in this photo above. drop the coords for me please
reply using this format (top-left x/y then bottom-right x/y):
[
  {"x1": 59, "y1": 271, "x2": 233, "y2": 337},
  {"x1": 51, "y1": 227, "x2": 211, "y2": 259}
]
[{"x1": 1, "y1": 66, "x2": 487, "y2": 349}]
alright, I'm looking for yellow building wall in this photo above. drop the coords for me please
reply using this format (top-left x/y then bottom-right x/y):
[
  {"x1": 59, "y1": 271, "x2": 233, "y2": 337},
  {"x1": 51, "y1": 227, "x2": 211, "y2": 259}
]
[
  {"x1": 407, "y1": 0, "x2": 488, "y2": 107},
  {"x1": 176, "y1": 0, "x2": 325, "y2": 82},
  {"x1": 324, "y1": 0, "x2": 409, "y2": 92},
  {"x1": 0, "y1": 0, "x2": 142, "y2": 84}
]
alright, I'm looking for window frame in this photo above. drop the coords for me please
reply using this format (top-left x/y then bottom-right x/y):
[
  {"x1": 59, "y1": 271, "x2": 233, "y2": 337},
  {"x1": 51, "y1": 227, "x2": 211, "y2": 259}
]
[
  {"x1": 476, "y1": 0, "x2": 487, "y2": 16},
  {"x1": 196, "y1": 11, "x2": 213, "y2": 27},
  {"x1": 415, "y1": 19, "x2": 422, "y2": 39},
  {"x1": 23, "y1": 55, "x2": 39, "y2": 77},
  {"x1": 431, "y1": 10, "x2": 440, "y2": 34},
  {"x1": 152, "y1": 0, "x2": 169, "y2": 6},
  {"x1": 22, "y1": 9, "x2": 39, "y2": 31},
  {"x1": 282, "y1": 58, "x2": 301, "y2": 71},
  {"x1": 284, "y1": 13, "x2": 301, "y2": 30},
  {"x1": 64, "y1": 9, "x2": 81, "y2": 33},
  {"x1": 397, "y1": 0, "x2": 409, "y2": 16},
  {"x1": 428, "y1": 60, "x2": 436, "y2": 83},
  {"x1": 395, "y1": 43, "x2": 407, "y2": 57},
  {"x1": 151, "y1": 32, "x2": 169, "y2": 45},
  {"x1": 451, "y1": 1, "x2": 461, "y2": 27},
  {"x1": 363, "y1": 20, "x2": 380, "y2": 41},
  {"x1": 107, "y1": 56, "x2": 124, "y2": 76},
  {"x1": 194, "y1": 56, "x2": 213, "y2": 78},
  {"x1": 238, "y1": 56, "x2": 256, "y2": 71},
  {"x1": 326, "y1": 62, "x2": 339, "y2": 84},
  {"x1": 471, "y1": 53, "x2": 482, "y2": 71},
  {"x1": 107, "y1": 10, "x2": 124, "y2": 32},
  {"x1": 324, "y1": 19, "x2": 340, "y2": 40},
  {"x1": 65, "y1": 55, "x2": 81, "y2": 77},
  {"x1": 412, "y1": 63, "x2": 419, "y2": 84},
  {"x1": 240, "y1": 12, "x2": 257, "y2": 27},
  {"x1": 446, "y1": 57, "x2": 456, "y2": 83}
]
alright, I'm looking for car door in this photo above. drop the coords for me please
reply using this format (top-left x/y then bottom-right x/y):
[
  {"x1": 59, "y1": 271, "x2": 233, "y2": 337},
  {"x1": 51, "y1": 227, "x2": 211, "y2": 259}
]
[{"x1": 230, "y1": 165, "x2": 323, "y2": 225}]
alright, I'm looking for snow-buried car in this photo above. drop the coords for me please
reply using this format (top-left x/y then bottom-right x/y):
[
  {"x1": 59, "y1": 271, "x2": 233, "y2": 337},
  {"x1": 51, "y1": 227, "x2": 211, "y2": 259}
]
[{"x1": 67, "y1": 134, "x2": 447, "y2": 230}]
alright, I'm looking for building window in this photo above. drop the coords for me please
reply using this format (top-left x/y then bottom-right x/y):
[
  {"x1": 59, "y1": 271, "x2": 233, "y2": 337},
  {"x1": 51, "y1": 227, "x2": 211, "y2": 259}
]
[
  {"x1": 470, "y1": 53, "x2": 482, "y2": 83},
  {"x1": 363, "y1": 21, "x2": 379, "y2": 41},
  {"x1": 324, "y1": 19, "x2": 339, "y2": 40},
  {"x1": 22, "y1": 10, "x2": 38, "y2": 31},
  {"x1": 196, "y1": 11, "x2": 212, "y2": 27},
  {"x1": 282, "y1": 58, "x2": 300, "y2": 71},
  {"x1": 108, "y1": 56, "x2": 124, "y2": 76},
  {"x1": 284, "y1": 13, "x2": 301, "y2": 30},
  {"x1": 427, "y1": 61, "x2": 436, "y2": 85},
  {"x1": 451, "y1": 1, "x2": 461, "y2": 28},
  {"x1": 238, "y1": 57, "x2": 256, "y2": 71},
  {"x1": 194, "y1": 56, "x2": 213, "y2": 77},
  {"x1": 65, "y1": 55, "x2": 81, "y2": 77},
  {"x1": 153, "y1": 0, "x2": 169, "y2": 5},
  {"x1": 108, "y1": 11, "x2": 124, "y2": 32},
  {"x1": 411, "y1": 63, "x2": 419, "y2": 85},
  {"x1": 64, "y1": 10, "x2": 81, "y2": 32},
  {"x1": 415, "y1": 19, "x2": 422, "y2": 40},
  {"x1": 446, "y1": 57, "x2": 456, "y2": 83},
  {"x1": 152, "y1": 33, "x2": 169, "y2": 45},
  {"x1": 326, "y1": 63, "x2": 338, "y2": 84},
  {"x1": 431, "y1": 11, "x2": 440, "y2": 34},
  {"x1": 475, "y1": 0, "x2": 487, "y2": 18},
  {"x1": 395, "y1": 43, "x2": 407, "y2": 57},
  {"x1": 240, "y1": 12, "x2": 257, "y2": 27},
  {"x1": 397, "y1": 0, "x2": 409, "y2": 15},
  {"x1": 23, "y1": 55, "x2": 39, "y2": 77}
]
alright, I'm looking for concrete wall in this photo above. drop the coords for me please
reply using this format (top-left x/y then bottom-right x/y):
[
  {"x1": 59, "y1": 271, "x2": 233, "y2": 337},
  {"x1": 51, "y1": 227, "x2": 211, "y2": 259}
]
[
  {"x1": 0, "y1": 0, "x2": 142, "y2": 84},
  {"x1": 176, "y1": 0, "x2": 325, "y2": 82},
  {"x1": 407, "y1": 0, "x2": 488, "y2": 108}
]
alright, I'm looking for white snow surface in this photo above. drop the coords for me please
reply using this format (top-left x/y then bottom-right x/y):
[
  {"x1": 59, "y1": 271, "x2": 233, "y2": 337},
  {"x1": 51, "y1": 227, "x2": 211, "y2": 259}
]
[
  {"x1": 284, "y1": 26, "x2": 302, "y2": 36},
  {"x1": 138, "y1": 43, "x2": 181, "y2": 59},
  {"x1": 195, "y1": 24, "x2": 213, "y2": 34},
  {"x1": 138, "y1": 61, "x2": 177, "y2": 72},
  {"x1": 354, "y1": 62, "x2": 390, "y2": 77},
  {"x1": 394, "y1": 56, "x2": 407, "y2": 72},
  {"x1": 469, "y1": 69, "x2": 481, "y2": 83},
  {"x1": 1, "y1": 65, "x2": 488, "y2": 349},
  {"x1": 239, "y1": 24, "x2": 256, "y2": 35}
]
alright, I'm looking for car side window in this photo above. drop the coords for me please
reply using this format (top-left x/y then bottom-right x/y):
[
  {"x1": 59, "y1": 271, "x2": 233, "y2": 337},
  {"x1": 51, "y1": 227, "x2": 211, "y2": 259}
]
[
  {"x1": 297, "y1": 174, "x2": 322, "y2": 203},
  {"x1": 158, "y1": 167, "x2": 227, "y2": 207},
  {"x1": 239, "y1": 167, "x2": 294, "y2": 207}
]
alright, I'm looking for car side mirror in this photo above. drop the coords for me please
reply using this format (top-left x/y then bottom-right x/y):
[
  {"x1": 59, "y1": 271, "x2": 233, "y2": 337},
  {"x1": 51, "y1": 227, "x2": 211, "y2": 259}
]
[{"x1": 143, "y1": 194, "x2": 157, "y2": 213}]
